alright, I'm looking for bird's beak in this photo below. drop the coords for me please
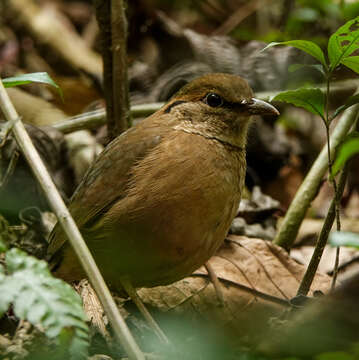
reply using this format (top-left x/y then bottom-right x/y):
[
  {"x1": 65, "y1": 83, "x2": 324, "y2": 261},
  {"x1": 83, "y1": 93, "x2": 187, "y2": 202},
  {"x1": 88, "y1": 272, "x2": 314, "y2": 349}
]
[{"x1": 244, "y1": 98, "x2": 280, "y2": 116}]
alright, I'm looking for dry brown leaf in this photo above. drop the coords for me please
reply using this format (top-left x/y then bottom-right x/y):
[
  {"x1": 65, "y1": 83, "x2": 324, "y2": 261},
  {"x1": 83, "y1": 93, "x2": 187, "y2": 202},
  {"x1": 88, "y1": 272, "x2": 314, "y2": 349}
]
[
  {"x1": 137, "y1": 236, "x2": 331, "y2": 338},
  {"x1": 76, "y1": 279, "x2": 108, "y2": 337},
  {"x1": 291, "y1": 244, "x2": 359, "y2": 282}
]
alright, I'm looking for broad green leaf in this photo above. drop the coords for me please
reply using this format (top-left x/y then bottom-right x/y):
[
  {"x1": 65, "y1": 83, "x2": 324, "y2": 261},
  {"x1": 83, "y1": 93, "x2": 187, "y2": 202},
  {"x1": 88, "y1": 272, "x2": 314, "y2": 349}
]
[
  {"x1": 341, "y1": 55, "x2": 359, "y2": 74},
  {"x1": 0, "y1": 248, "x2": 88, "y2": 358},
  {"x1": 331, "y1": 93, "x2": 359, "y2": 119},
  {"x1": 332, "y1": 132, "x2": 359, "y2": 175},
  {"x1": 2, "y1": 72, "x2": 63, "y2": 99},
  {"x1": 288, "y1": 63, "x2": 326, "y2": 76},
  {"x1": 329, "y1": 231, "x2": 359, "y2": 249},
  {"x1": 262, "y1": 40, "x2": 327, "y2": 67},
  {"x1": 272, "y1": 88, "x2": 325, "y2": 118},
  {"x1": 328, "y1": 16, "x2": 359, "y2": 71}
]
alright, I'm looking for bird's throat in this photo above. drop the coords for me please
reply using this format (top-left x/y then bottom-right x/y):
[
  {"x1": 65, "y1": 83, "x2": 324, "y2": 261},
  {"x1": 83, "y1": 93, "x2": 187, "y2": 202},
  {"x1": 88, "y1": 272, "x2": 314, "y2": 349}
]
[{"x1": 173, "y1": 126, "x2": 245, "y2": 152}]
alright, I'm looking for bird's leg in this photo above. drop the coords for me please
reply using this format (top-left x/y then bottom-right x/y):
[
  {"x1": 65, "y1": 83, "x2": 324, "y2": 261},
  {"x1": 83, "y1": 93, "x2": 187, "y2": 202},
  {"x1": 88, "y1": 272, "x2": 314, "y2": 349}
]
[
  {"x1": 120, "y1": 276, "x2": 170, "y2": 344},
  {"x1": 205, "y1": 262, "x2": 225, "y2": 306}
]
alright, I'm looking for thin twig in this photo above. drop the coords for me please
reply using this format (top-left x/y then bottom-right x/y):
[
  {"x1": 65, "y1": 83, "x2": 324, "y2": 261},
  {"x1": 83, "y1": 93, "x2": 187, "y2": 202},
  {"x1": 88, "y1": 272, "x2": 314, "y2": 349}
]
[
  {"x1": 0, "y1": 80, "x2": 145, "y2": 360},
  {"x1": 296, "y1": 165, "x2": 348, "y2": 297},
  {"x1": 0, "y1": 150, "x2": 19, "y2": 188},
  {"x1": 324, "y1": 75, "x2": 342, "y2": 292},
  {"x1": 327, "y1": 255, "x2": 359, "y2": 275},
  {"x1": 325, "y1": 76, "x2": 341, "y2": 233},
  {"x1": 331, "y1": 247, "x2": 341, "y2": 290},
  {"x1": 191, "y1": 273, "x2": 291, "y2": 307}
]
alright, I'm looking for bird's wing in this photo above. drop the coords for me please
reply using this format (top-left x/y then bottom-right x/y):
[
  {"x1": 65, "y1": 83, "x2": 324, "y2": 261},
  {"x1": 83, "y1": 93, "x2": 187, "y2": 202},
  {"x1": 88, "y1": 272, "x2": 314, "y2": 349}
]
[{"x1": 48, "y1": 112, "x2": 172, "y2": 257}]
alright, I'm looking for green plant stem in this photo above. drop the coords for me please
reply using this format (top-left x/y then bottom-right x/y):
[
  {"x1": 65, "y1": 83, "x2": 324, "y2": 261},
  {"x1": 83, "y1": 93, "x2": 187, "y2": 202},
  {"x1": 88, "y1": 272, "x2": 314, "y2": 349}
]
[
  {"x1": 296, "y1": 165, "x2": 348, "y2": 296},
  {"x1": 0, "y1": 80, "x2": 145, "y2": 360},
  {"x1": 53, "y1": 103, "x2": 163, "y2": 134},
  {"x1": 273, "y1": 103, "x2": 359, "y2": 250},
  {"x1": 325, "y1": 75, "x2": 341, "y2": 233},
  {"x1": 324, "y1": 74, "x2": 342, "y2": 291}
]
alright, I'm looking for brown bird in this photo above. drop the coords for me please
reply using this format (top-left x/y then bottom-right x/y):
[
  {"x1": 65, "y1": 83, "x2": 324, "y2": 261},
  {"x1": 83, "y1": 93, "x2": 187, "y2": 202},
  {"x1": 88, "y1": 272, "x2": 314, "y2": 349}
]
[{"x1": 48, "y1": 73, "x2": 279, "y2": 293}]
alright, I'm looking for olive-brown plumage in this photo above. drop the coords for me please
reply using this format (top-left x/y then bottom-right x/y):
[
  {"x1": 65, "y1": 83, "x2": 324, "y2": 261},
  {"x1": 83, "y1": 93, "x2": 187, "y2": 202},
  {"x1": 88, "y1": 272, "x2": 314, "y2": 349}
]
[{"x1": 48, "y1": 73, "x2": 278, "y2": 290}]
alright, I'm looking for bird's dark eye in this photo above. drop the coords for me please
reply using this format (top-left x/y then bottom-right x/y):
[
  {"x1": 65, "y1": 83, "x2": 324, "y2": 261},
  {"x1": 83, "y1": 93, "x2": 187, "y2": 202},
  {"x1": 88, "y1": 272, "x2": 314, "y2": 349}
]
[{"x1": 204, "y1": 93, "x2": 223, "y2": 107}]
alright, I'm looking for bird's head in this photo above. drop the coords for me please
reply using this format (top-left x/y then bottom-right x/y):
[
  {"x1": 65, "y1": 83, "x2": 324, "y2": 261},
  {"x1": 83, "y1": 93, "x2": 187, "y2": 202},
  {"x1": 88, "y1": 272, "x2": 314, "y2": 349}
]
[{"x1": 163, "y1": 73, "x2": 279, "y2": 149}]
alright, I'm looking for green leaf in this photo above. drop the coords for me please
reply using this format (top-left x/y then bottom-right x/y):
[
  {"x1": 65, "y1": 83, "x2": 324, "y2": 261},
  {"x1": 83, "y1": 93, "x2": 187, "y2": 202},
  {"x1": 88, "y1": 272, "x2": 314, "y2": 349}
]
[
  {"x1": 332, "y1": 132, "x2": 359, "y2": 175},
  {"x1": 288, "y1": 63, "x2": 326, "y2": 76},
  {"x1": 331, "y1": 93, "x2": 359, "y2": 119},
  {"x1": 328, "y1": 16, "x2": 359, "y2": 71},
  {"x1": 341, "y1": 55, "x2": 359, "y2": 74},
  {"x1": 329, "y1": 231, "x2": 359, "y2": 249},
  {"x1": 262, "y1": 40, "x2": 327, "y2": 67},
  {"x1": 272, "y1": 88, "x2": 325, "y2": 118},
  {"x1": 0, "y1": 248, "x2": 88, "y2": 358},
  {"x1": 2, "y1": 72, "x2": 63, "y2": 99}
]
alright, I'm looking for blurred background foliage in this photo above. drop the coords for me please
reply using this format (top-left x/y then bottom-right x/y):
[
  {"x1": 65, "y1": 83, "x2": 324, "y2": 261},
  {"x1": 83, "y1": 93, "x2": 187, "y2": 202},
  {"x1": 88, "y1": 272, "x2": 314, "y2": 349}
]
[{"x1": 126, "y1": 0, "x2": 359, "y2": 43}]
